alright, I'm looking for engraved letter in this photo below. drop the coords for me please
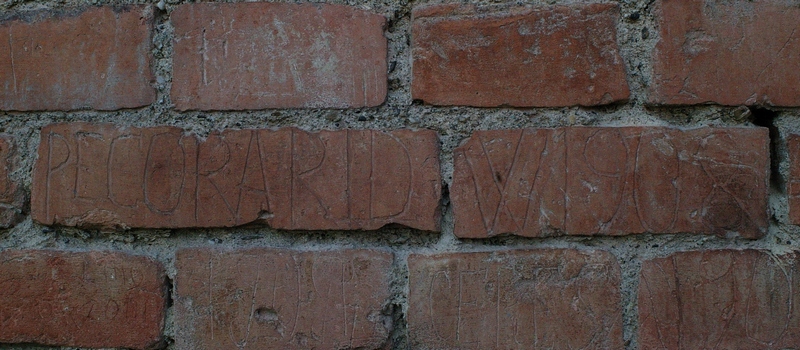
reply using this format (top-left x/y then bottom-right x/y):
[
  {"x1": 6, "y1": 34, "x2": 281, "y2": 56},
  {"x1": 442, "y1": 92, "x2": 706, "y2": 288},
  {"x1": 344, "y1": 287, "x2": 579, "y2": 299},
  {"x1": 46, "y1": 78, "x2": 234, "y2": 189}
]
[
  {"x1": 108, "y1": 134, "x2": 144, "y2": 208},
  {"x1": 144, "y1": 132, "x2": 186, "y2": 214}
]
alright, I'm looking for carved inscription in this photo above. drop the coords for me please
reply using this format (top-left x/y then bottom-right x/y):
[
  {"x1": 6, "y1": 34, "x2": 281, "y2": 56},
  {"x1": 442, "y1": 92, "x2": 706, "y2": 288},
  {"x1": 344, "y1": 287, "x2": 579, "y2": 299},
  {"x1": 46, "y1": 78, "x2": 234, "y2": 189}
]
[
  {"x1": 32, "y1": 123, "x2": 441, "y2": 231},
  {"x1": 452, "y1": 127, "x2": 769, "y2": 238},
  {"x1": 407, "y1": 249, "x2": 623, "y2": 349},
  {"x1": 411, "y1": 3, "x2": 629, "y2": 107},
  {"x1": 639, "y1": 250, "x2": 800, "y2": 349},
  {"x1": 0, "y1": 6, "x2": 155, "y2": 111},
  {"x1": 171, "y1": 2, "x2": 387, "y2": 110},
  {"x1": 0, "y1": 135, "x2": 25, "y2": 227},
  {"x1": 175, "y1": 248, "x2": 393, "y2": 350},
  {"x1": 0, "y1": 250, "x2": 166, "y2": 349}
]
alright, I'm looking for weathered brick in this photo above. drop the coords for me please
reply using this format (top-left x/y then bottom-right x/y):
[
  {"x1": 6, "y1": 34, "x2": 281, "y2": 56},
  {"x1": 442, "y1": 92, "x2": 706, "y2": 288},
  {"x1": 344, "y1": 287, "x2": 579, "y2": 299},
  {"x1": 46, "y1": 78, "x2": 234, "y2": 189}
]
[
  {"x1": 0, "y1": 135, "x2": 25, "y2": 227},
  {"x1": 408, "y1": 249, "x2": 622, "y2": 349},
  {"x1": 32, "y1": 123, "x2": 440, "y2": 231},
  {"x1": 452, "y1": 127, "x2": 769, "y2": 238},
  {"x1": 0, "y1": 250, "x2": 166, "y2": 349},
  {"x1": 0, "y1": 6, "x2": 155, "y2": 111},
  {"x1": 639, "y1": 250, "x2": 800, "y2": 349},
  {"x1": 175, "y1": 248, "x2": 393, "y2": 349},
  {"x1": 650, "y1": 0, "x2": 800, "y2": 106},
  {"x1": 787, "y1": 134, "x2": 800, "y2": 224},
  {"x1": 171, "y1": 3, "x2": 387, "y2": 110},
  {"x1": 411, "y1": 3, "x2": 629, "y2": 107}
]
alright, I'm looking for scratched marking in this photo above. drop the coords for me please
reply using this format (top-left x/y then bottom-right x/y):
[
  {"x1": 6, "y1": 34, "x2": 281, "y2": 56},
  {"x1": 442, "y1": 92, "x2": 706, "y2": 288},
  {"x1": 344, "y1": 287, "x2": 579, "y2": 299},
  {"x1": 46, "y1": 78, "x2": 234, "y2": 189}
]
[
  {"x1": 175, "y1": 249, "x2": 392, "y2": 350},
  {"x1": 653, "y1": 0, "x2": 800, "y2": 105},
  {"x1": 36, "y1": 125, "x2": 436, "y2": 230},
  {"x1": 7, "y1": 30, "x2": 17, "y2": 94},
  {"x1": 639, "y1": 250, "x2": 800, "y2": 349},
  {"x1": 173, "y1": 3, "x2": 386, "y2": 109},
  {"x1": 454, "y1": 127, "x2": 768, "y2": 237},
  {"x1": 409, "y1": 250, "x2": 622, "y2": 349},
  {"x1": 0, "y1": 251, "x2": 164, "y2": 347},
  {"x1": 0, "y1": 7, "x2": 154, "y2": 111}
]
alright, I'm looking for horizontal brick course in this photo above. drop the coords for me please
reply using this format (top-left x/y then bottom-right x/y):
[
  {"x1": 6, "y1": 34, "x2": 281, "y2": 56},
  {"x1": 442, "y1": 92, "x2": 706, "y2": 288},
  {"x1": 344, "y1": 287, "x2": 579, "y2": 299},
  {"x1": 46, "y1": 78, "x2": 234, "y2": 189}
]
[
  {"x1": 171, "y1": 2, "x2": 387, "y2": 110},
  {"x1": 0, "y1": 6, "x2": 155, "y2": 111},
  {"x1": 0, "y1": 250, "x2": 166, "y2": 349},
  {"x1": 452, "y1": 127, "x2": 769, "y2": 238},
  {"x1": 175, "y1": 248, "x2": 393, "y2": 349},
  {"x1": 650, "y1": 0, "x2": 800, "y2": 106},
  {"x1": 412, "y1": 3, "x2": 629, "y2": 107},
  {"x1": 639, "y1": 250, "x2": 800, "y2": 349},
  {"x1": 32, "y1": 123, "x2": 441, "y2": 231},
  {"x1": 408, "y1": 249, "x2": 622, "y2": 349}
]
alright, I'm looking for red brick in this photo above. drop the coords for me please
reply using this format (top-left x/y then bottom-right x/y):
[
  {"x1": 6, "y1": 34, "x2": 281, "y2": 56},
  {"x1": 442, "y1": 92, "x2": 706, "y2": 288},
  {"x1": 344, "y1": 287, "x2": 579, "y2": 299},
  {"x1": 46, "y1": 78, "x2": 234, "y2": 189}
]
[
  {"x1": 787, "y1": 134, "x2": 800, "y2": 224},
  {"x1": 639, "y1": 250, "x2": 800, "y2": 349},
  {"x1": 32, "y1": 123, "x2": 440, "y2": 231},
  {"x1": 650, "y1": 0, "x2": 800, "y2": 106},
  {"x1": 0, "y1": 135, "x2": 25, "y2": 227},
  {"x1": 171, "y1": 3, "x2": 387, "y2": 110},
  {"x1": 452, "y1": 127, "x2": 769, "y2": 238},
  {"x1": 175, "y1": 248, "x2": 393, "y2": 349},
  {"x1": 0, "y1": 6, "x2": 155, "y2": 111},
  {"x1": 0, "y1": 250, "x2": 166, "y2": 349},
  {"x1": 411, "y1": 3, "x2": 629, "y2": 107},
  {"x1": 408, "y1": 249, "x2": 622, "y2": 349}
]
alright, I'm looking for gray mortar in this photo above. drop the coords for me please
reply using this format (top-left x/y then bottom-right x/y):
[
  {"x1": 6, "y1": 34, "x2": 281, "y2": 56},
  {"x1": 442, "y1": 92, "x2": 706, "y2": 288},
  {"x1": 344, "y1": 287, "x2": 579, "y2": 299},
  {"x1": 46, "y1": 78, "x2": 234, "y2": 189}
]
[{"x1": 1, "y1": 0, "x2": 799, "y2": 349}]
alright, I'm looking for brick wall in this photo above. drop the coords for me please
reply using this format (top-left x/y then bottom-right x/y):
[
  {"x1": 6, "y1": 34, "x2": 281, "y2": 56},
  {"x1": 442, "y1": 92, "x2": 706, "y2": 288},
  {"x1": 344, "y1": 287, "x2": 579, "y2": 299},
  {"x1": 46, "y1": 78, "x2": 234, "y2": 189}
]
[{"x1": 1, "y1": 0, "x2": 799, "y2": 349}]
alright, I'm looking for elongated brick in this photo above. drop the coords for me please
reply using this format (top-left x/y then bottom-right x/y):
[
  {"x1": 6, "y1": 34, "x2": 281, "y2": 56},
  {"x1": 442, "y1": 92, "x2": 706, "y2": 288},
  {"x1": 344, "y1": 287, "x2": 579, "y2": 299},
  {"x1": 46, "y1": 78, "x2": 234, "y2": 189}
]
[
  {"x1": 32, "y1": 123, "x2": 441, "y2": 231},
  {"x1": 0, "y1": 250, "x2": 166, "y2": 349},
  {"x1": 639, "y1": 250, "x2": 800, "y2": 349},
  {"x1": 175, "y1": 248, "x2": 393, "y2": 349},
  {"x1": 0, "y1": 6, "x2": 155, "y2": 111},
  {"x1": 650, "y1": 0, "x2": 800, "y2": 106},
  {"x1": 412, "y1": 3, "x2": 629, "y2": 107},
  {"x1": 408, "y1": 249, "x2": 623, "y2": 349},
  {"x1": 171, "y1": 2, "x2": 387, "y2": 110},
  {"x1": 452, "y1": 127, "x2": 769, "y2": 238}
]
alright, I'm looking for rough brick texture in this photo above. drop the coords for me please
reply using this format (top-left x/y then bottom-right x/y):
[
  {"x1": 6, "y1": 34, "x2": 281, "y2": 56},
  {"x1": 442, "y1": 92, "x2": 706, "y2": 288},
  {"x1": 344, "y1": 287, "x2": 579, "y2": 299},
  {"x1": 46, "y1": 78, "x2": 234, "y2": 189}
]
[
  {"x1": 175, "y1": 248, "x2": 393, "y2": 349},
  {"x1": 408, "y1": 249, "x2": 622, "y2": 349},
  {"x1": 412, "y1": 3, "x2": 629, "y2": 107},
  {"x1": 0, "y1": 250, "x2": 166, "y2": 349},
  {"x1": 639, "y1": 250, "x2": 800, "y2": 349},
  {"x1": 171, "y1": 2, "x2": 387, "y2": 110},
  {"x1": 32, "y1": 123, "x2": 440, "y2": 231},
  {"x1": 787, "y1": 134, "x2": 800, "y2": 224},
  {"x1": 650, "y1": 0, "x2": 800, "y2": 106},
  {"x1": 0, "y1": 6, "x2": 155, "y2": 111},
  {"x1": 452, "y1": 127, "x2": 769, "y2": 238},
  {"x1": 0, "y1": 135, "x2": 25, "y2": 227}
]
